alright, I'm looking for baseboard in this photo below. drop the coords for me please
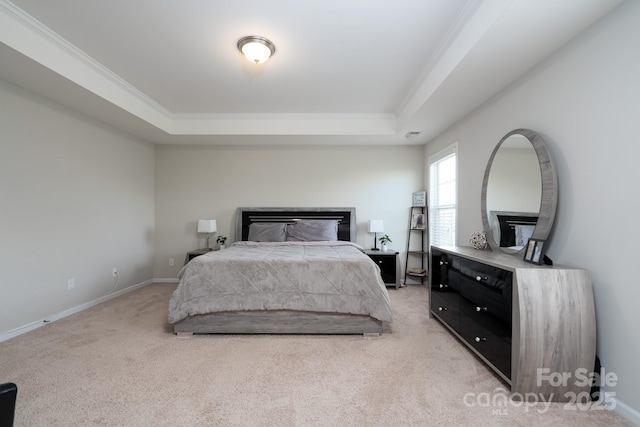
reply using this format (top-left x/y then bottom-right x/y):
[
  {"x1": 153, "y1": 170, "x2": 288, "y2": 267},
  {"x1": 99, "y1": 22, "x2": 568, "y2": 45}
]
[
  {"x1": 605, "y1": 391, "x2": 640, "y2": 426},
  {"x1": 0, "y1": 279, "x2": 153, "y2": 343},
  {"x1": 153, "y1": 278, "x2": 179, "y2": 283}
]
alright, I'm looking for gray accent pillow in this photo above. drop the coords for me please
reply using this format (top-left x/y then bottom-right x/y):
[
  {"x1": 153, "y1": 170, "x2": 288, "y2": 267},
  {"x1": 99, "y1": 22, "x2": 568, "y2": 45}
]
[
  {"x1": 247, "y1": 223, "x2": 287, "y2": 242},
  {"x1": 286, "y1": 220, "x2": 338, "y2": 241}
]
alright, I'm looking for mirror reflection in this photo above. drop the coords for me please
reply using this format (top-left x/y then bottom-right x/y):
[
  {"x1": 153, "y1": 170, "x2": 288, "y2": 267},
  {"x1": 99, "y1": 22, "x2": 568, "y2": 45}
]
[
  {"x1": 485, "y1": 134, "x2": 542, "y2": 253},
  {"x1": 482, "y1": 128, "x2": 557, "y2": 255}
]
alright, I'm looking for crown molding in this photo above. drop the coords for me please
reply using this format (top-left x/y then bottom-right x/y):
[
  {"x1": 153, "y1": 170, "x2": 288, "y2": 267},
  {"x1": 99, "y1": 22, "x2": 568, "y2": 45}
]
[
  {"x1": 395, "y1": 0, "x2": 481, "y2": 118},
  {"x1": 0, "y1": 0, "x2": 172, "y2": 128},
  {"x1": 171, "y1": 113, "x2": 397, "y2": 135},
  {"x1": 395, "y1": 0, "x2": 509, "y2": 130},
  {"x1": 0, "y1": 1, "x2": 401, "y2": 138},
  {"x1": 0, "y1": 0, "x2": 624, "y2": 144},
  {"x1": 0, "y1": 1, "x2": 406, "y2": 138}
]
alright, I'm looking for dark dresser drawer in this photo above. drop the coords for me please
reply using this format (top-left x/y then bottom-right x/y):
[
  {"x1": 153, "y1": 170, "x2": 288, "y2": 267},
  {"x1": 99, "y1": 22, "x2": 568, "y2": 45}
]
[
  {"x1": 460, "y1": 312, "x2": 511, "y2": 378},
  {"x1": 458, "y1": 296, "x2": 511, "y2": 341},
  {"x1": 431, "y1": 278, "x2": 460, "y2": 306},
  {"x1": 431, "y1": 292, "x2": 460, "y2": 332},
  {"x1": 431, "y1": 251, "x2": 462, "y2": 292},
  {"x1": 459, "y1": 258, "x2": 512, "y2": 323}
]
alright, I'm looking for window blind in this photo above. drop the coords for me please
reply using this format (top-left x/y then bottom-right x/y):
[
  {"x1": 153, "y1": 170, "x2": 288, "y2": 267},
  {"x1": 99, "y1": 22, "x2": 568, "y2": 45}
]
[{"x1": 428, "y1": 143, "x2": 457, "y2": 247}]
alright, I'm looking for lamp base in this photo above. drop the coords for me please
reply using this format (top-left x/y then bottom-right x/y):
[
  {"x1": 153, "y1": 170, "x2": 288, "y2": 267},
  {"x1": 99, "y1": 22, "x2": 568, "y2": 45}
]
[{"x1": 371, "y1": 233, "x2": 380, "y2": 251}]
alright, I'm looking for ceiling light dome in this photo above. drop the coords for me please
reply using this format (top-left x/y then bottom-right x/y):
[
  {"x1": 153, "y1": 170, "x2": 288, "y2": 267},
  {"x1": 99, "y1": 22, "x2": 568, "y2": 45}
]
[{"x1": 237, "y1": 35, "x2": 276, "y2": 64}]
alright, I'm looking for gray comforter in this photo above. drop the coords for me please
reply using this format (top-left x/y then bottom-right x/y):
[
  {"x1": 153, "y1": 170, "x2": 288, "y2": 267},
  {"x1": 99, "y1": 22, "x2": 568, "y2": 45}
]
[{"x1": 168, "y1": 241, "x2": 392, "y2": 324}]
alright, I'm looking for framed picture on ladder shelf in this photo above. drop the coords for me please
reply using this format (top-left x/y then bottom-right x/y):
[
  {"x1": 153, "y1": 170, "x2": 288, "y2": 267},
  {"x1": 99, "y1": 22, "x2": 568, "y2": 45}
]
[
  {"x1": 412, "y1": 191, "x2": 426, "y2": 207},
  {"x1": 411, "y1": 213, "x2": 426, "y2": 230}
]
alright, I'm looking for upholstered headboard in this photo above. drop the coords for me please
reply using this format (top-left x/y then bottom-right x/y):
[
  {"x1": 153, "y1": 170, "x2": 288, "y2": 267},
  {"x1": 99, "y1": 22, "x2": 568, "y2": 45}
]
[{"x1": 235, "y1": 207, "x2": 357, "y2": 242}]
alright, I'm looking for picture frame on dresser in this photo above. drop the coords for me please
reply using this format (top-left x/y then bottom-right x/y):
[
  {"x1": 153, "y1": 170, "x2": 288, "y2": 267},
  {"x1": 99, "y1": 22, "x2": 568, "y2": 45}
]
[{"x1": 523, "y1": 238, "x2": 546, "y2": 265}]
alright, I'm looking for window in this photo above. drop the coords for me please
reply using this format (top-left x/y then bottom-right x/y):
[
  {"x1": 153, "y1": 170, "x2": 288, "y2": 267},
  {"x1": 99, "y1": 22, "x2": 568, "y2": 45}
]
[{"x1": 428, "y1": 143, "x2": 457, "y2": 247}]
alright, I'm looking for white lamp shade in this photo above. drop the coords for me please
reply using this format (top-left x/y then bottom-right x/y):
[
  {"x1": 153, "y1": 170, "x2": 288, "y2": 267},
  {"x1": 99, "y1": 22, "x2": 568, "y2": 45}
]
[
  {"x1": 197, "y1": 219, "x2": 217, "y2": 233},
  {"x1": 368, "y1": 220, "x2": 384, "y2": 233}
]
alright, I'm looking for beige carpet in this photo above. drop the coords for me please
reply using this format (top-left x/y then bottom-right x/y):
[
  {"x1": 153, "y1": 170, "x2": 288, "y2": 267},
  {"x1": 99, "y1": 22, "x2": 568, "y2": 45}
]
[{"x1": 0, "y1": 284, "x2": 632, "y2": 427}]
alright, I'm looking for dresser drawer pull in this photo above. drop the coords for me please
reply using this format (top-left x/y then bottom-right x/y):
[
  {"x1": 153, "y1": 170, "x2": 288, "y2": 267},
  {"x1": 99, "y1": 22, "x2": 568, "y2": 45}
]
[
  {"x1": 474, "y1": 336, "x2": 487, "y2": 343},
  {"x1": 438, "y1": 306, "x2": 448, "y2": 312},
  {"x1": 439, "y1": 284, "x2": 448, "y2": 289},
  {"x1": 440, "y1": 260, "x2": 448, "y2": 266},
  {"x1": 476, "y1": 306, "x2": 488, "y2": 312},
  {"x1": 475, "y1": 275, "x2": 488, "y2": 282},
  {"x1": 378, "y1": 260, "x2": 383, "y2": 264}
]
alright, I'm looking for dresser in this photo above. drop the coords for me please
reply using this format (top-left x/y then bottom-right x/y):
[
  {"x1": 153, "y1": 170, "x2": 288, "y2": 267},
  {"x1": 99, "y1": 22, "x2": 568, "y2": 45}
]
[{"x1": 429, "y1": 245, "x2": 596, "y2": 401}]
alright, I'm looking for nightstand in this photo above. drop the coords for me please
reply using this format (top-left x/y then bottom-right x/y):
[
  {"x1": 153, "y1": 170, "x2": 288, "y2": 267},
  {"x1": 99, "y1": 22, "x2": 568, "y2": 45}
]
[
  {"x1": 365, "y1": 250, "x2": 400, "y2": 289},
  {"x1": 185, "y1": 248, "x2": 212, "y2": 265}
]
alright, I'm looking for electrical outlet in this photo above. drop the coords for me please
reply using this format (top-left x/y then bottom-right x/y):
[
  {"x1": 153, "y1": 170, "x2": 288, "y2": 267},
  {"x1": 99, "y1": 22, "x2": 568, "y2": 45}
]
[
  {"x1": 112, "y1": 268, "x2": 118, "y2": 277},
  {"x1": 67, "y1": 278, "x2": 75, "y2": 290},
  {"x1": 169, "y1": 258, "x2": 174, "y2": 266}
]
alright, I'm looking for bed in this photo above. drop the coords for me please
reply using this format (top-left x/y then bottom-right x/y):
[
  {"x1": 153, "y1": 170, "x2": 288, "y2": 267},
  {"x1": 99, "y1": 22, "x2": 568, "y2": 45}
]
[
  {"x1": 488, "y1": 211, "x2": 538, "y2": 251},
  {"x1": 168, "y1": 208, "x2": 393, "y2": 335}
]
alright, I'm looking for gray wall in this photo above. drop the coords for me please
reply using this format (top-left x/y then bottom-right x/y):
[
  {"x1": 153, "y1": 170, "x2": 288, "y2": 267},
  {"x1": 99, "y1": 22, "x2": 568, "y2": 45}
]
[
  {"x1": 425, "y1": 1, "x2": 640, "y2": 418},
  {"x1": 154, "y1": 144, "x2": 425, "y2": 278},
  {"x1": 0, "y1": 75, "x2": 425, "y2": 336},
  {"x1": 0, "y1": 79, "x2": 155, "y2": 334}
]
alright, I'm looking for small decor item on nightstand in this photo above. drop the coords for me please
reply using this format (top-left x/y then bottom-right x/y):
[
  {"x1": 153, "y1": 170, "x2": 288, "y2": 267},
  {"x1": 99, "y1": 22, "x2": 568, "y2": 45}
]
[
  {"x1": 216, "y1": 235, "x2": 227, "y2": 249},
  {"x1": 379, "y1": 234, "x2": 392, "y2": 251},
  {"x1": 469, "y1": 230, "x2": 488, "y2": 250}
]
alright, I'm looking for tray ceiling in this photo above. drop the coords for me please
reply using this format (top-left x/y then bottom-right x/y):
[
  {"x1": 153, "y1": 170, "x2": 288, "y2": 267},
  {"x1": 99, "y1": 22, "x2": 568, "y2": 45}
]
[{"x1": 0, "y1": 0, "x2": 622, "y2": 145}]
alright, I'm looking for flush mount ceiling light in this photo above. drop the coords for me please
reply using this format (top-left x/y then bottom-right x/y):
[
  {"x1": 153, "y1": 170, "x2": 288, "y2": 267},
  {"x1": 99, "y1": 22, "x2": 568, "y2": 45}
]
[{"x1": 237, "y1": 35, "x2": 276, "y2": 64}]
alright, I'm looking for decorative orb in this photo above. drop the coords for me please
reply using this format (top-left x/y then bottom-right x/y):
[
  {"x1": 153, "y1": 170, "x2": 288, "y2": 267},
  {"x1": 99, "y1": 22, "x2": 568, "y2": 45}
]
[{"x1": 470, "y1": 231, "x2": 488, "y2": 250}]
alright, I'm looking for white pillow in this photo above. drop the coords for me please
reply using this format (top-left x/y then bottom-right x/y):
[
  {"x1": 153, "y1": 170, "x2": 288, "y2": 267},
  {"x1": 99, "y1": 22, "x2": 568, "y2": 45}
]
[
  {"x1": 247, "y1": 223, "x2": 287, "y2": 242},
  {"x1": 286, "y1": 221, "x2": 338, "y2": 241}
]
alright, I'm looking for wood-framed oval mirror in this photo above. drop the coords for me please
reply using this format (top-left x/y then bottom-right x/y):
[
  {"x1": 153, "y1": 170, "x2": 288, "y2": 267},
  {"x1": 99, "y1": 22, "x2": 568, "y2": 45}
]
[{"x1": 481, "y1": 129, "x2": 558, "y2": 254}]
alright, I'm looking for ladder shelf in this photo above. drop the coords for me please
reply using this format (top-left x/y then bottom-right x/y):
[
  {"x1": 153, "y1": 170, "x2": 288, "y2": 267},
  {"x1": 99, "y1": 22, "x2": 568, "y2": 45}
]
[{"x1": 404, "y1": 206, "x2": 428, "y2": 285}]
